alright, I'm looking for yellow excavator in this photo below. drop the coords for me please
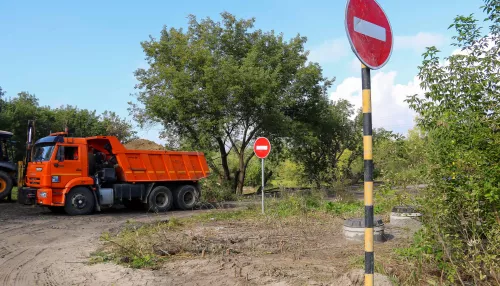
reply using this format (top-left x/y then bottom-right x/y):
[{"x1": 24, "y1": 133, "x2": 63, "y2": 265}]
[{"x1": 0, "y1": 120, "x2": 35, "y2": 201}]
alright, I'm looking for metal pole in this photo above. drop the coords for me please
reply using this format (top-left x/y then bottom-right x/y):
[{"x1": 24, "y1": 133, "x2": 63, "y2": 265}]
[
  {"x1": 261, "y1": 158, "x2": 265, "y2": 214},
  {"x1": 362, "y1": 63, "x2": 374, "y2": 286}
]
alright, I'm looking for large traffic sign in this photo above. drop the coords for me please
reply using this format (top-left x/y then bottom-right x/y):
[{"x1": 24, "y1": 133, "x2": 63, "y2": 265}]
[
  {"x1": 345, "y1": 0, "x2": 393, "y2": 70},
  {"x1": 253, "y1": 137, "x2": 271, "y2": 159}
]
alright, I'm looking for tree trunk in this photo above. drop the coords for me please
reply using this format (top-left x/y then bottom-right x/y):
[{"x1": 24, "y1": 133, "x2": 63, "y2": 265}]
[
  {"x1": 216, "y1": 137, "x2": 232, "y2": 181},
  {"x1": 232, "y1": 170, "x2": 240, "y2": 193},
  {"x1": 236, "y1": 152, "x2": 246, "y2": 195}
]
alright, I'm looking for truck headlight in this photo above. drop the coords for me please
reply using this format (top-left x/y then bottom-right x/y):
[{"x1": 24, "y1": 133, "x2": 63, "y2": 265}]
[
  {"x1": 39, "y1": 192, "x2": 47, "y2": 198},
  {"x1": 51, "y1": 176, "x2": 60, "y2": 183}
]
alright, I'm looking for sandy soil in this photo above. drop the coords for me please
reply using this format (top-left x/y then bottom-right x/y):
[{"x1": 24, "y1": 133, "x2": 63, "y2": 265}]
[
  {"x1": 131, "y1": 215, "x2": 400, "y2": 286},
  {"x1": 0, "y1": 202, "x2": 213, "y2": 286},
  {"x1": 124, "y1": 139, "x2": 165, "y2": 151},
  {"x1": 0, "y1": 201, "x2": 408, "y2": 286}
]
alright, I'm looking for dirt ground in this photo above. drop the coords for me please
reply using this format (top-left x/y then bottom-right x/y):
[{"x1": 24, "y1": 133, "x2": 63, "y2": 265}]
[
  {"x1": 124, "y1": 139, "x2": 165, "y2": 150},
  {"x1": 0, "y1": 199, "x2": 417, "y2": 286},
  {"x1": 0, "y1": 202, "x2": 215, "y2": 286}
]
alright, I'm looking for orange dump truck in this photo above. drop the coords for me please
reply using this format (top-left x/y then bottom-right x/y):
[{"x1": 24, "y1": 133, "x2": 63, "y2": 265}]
[{"x1": 18, "y1": 132, "x2": 210, "y2": 215}]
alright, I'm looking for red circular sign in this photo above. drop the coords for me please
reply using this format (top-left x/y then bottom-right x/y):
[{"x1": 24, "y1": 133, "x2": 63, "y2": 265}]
[
  {"x1": 345, "y1": 0, "x2": 393, "y2": 70},
  {"x1": 253, "y1": 137, "x2": 271, "y2": 159}
]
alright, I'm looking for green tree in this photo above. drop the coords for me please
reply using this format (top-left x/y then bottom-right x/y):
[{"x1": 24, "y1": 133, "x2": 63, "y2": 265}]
[
  {"x1": 99, "y1": 111, "x2": 137, "y2": 143},
  {"x1": 406, "y1": 0, "x2": 500, "y2": 283},
  {"x1": 0, "y1": 92, "x2": 137, "y2": 161},
  {"x1": 288, "y1": 99, "x2": 356, "y2": 188},
  {"x1": 130, "y1": 12, "x2": 333, "y2": 194},
  {"x1": 0, "y1": 86, "x2": 9, "y2": 130}
]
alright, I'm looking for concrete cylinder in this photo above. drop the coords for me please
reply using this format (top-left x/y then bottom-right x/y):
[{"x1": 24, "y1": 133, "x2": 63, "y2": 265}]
[
  {"x1": 343, "y1": 217, "x2": 385, "y2": 242},
  {"x1": 390, "y1": 206, "x2": 422, "y2": 227}
]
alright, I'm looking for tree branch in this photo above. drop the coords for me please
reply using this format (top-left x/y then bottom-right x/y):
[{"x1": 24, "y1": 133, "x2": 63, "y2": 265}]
[
  {"x1": 225, "y1": 128, "x2": 240, "y2": 155},
  {"x1": 243, "y1": 123, "x2": 262, "y2": 147},
  {"x1": 244, "y1": 152, "x2": 255, "y2": 168}
]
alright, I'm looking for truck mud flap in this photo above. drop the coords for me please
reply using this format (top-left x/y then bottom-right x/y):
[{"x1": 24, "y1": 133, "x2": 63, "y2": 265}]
[{"x1": 18, "y1": 187, "x2": 37, "y2": 205}]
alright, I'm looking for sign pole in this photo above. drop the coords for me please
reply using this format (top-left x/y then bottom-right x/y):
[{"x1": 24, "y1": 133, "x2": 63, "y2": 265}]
[
  {"x1": 344, "y1": 0, "x2": 392, "y2": 283},
  {"x1": 261, "y1": 158, "x2": 265, "y2": 214},
  {"x1": 253, "y1": 136, "x2": 271, "y2": 215},
  {"x1": 362, "y1": 63, "x2": 374, "y2": 286}
]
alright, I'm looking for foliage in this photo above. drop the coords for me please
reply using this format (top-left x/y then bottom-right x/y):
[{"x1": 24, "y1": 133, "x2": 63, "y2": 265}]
[
  {"x1": 265, "y1": 190, "x2": 364, "y2": 218},
  {"x1": 130, "y1": 12, "x2": 334, "y2": 194},
  {"x1": 198, "y1": 175, "x2": 237, "y2": 203},
  {"x1": 288, "y1": 99, "x2": 358, "y2": 188},
  {"x1": 405, "y1": 0, "x2": 500, "y2": 283},
  {"x1": 374, "y1": 127, "x2": 428, "y2": 188},
  {"x1": 0, "y1": 91, "x2": 136, "y2": 161}
]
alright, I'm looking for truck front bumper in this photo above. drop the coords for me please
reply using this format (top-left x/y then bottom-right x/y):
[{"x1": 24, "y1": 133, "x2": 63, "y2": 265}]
[{"x1": 18, "y1": 187, "x2": 37, "y2": 205}]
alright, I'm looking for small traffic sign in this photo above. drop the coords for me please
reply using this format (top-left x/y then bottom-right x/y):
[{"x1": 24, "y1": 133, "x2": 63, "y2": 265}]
[
  {"x1": 253, "y1": 137, "x2": 271, "y2": 159},
  {"x1": 345, "y1": 0, "x2": 393, "y2": 70}
]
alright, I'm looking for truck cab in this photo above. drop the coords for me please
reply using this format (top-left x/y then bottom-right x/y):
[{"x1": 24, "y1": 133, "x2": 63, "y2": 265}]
[{"x1": 18, "y1": 133, "x2": 94, "y2": 211}]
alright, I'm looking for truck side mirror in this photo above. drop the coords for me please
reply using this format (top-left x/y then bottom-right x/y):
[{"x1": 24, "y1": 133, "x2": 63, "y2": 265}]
[{"x1": 56, "y1": 146, "x2": 65, "y2": 162}]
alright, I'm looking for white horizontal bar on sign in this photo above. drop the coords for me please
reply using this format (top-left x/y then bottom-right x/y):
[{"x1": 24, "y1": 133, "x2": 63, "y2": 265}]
[
  {"x1": 353, "y1": 16, "x2": 386, "y2": 42},
  {"x1": 256, "y1": 146, "x2": 268, "y2": 150}
]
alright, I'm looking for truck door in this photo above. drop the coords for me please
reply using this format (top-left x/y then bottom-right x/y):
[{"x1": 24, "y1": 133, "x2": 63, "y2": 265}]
[{"x1": 51, "y1": 144, "x2": 84, "y2": 189}]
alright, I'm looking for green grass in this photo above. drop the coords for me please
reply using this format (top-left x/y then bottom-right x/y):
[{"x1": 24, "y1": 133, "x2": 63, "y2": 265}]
[
  {"x1": 91, "y1": 191, "x2": 374, "y2": 269},
  {"x1": 192, "y1": 208, "x2": 257, "y2": 222},
  {"x1": 11, "y1": 187, "x2": 18, "y2": 200}
]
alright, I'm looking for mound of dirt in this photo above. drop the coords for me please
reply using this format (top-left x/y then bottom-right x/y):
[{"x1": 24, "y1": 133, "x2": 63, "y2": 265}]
[
  {"x1": 334, "y1": 269, "x2": 394, "y2": 286},
  {"x1": 124, "y1": 139, "x2": 165, "y2": 151}
]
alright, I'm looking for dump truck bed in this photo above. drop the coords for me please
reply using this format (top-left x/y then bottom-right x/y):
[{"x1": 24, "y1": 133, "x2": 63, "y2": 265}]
[
  {"x1": 86, "y1": 136, "x2": 211, "y2": 183},
  {"x1": 115, "y1": 150, "x2": 210, "y2": 182}
]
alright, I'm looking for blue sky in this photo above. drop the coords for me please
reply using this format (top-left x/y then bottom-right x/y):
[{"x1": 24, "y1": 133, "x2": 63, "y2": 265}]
[{"x1": 0, "y1": 0, "x2": 486, "y2": 143}]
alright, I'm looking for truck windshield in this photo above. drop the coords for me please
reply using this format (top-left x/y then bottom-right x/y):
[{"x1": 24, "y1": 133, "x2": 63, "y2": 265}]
[{"x1": 32, "y1": 143, "x2": 56, "y2": 162}]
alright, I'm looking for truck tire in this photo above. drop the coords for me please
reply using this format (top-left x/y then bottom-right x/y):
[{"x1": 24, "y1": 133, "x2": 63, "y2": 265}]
[
  {"x1": 64, "y1": 187, "x2": 95, "y2": 215},
  {"x1": 174, "y1": 185, "x2": 199, "y2": 210},
  {"x1": 0, "y1": 171, "x2": 13, "y2": 201},
  {"x1": 147, "y1": 186, "x2": 173, "y2": 212}
]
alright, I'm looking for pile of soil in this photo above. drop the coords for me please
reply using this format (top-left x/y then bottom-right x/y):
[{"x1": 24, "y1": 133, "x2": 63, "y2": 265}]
[{"x1": 124, "y1": 139, "x2": 165, "y2": 151}]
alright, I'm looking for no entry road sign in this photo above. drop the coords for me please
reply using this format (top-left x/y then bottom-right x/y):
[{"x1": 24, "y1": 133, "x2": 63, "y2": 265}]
[
  {"x1": 253, "y1": 137, "x2": 271, "y2": 159},
  {"x1": 345, "y1": 0, "x2": 393, "y2": 70}
]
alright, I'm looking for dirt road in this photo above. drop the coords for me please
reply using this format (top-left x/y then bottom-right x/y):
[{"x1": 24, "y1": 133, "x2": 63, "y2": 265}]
[
  {"x1": 0, "y1": 197, "x2": 402, "y2": 286},
  {"x1": 0, "y1": 202, "x2": 214, "y2": 286}
]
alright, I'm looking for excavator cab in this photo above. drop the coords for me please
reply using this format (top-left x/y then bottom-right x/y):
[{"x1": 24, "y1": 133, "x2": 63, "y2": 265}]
[{"x1": 0, "y1": 130, "x2": 17, "y2": 200}]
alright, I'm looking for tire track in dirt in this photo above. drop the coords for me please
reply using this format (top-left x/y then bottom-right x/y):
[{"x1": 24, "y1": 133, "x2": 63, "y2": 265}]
[
  {"x1": 0, "y1": 224, "x2": 26, "y2": 235},
  {"x1": 37, "y1": 264, "x2": 62, "y2": 286},
  {"x1": 0, "y1": 203, "x2": 213, "y2": 286},
  {"x1": 11, "y1": 248, "x2": 47, "y2": 286},
  {"x1": 0, "y1": 248, "x2": 30, "y2": 286}
]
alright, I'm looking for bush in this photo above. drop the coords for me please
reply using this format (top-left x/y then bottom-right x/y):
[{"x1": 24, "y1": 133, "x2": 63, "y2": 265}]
[
  {"x1": 404, "y1": 1, "x2": 500, "y2": 283},
  {"x1": 198, "y1": 176, "x2": 237, "y2": 203}
]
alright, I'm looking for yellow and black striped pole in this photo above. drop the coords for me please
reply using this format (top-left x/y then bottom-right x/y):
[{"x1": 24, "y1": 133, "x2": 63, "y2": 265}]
[{"x1": 362, "y1": 63, "x2": 374, "y2": 286}]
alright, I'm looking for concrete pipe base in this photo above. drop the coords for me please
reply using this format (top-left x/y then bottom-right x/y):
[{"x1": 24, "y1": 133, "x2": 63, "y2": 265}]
[
  {"x1": 390, "y1": 206, "x2": 422, "y2": 228},
  {"x1": 343, "y1": 217, "x2": 386, "y2": 242}
]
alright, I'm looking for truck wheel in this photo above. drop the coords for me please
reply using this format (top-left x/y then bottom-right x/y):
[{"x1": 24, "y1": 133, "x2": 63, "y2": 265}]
[
  {"x1": 64, "y1": 187, "x2": 95, "y2": 215},
  {"x1": 147, "y1": 186, "x2": 173, "y2": 212},
  {"x1": 0, "y1": 171, "x2": 13, "y2": 201},
  {"x1": 174, "y1": 185, "x2": 199, "y2": 210}
]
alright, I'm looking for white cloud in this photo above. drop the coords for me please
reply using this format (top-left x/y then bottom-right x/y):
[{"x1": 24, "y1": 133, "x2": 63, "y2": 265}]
[
  {"x1": 308, "y1": 38, "x2": 349, "y2": 64},
  {"x1": 330, "y1": 71, "x2": 424, "y2": 134},
  {"x1": 395, "y1": 32, "x2": 447, "y2": 53},
  {"x1": 308, "y1": 32, "x2": 446, "y2": 66},
  {"x1": 349, "y1": 57, "x2": 361, "y2": 73}
]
